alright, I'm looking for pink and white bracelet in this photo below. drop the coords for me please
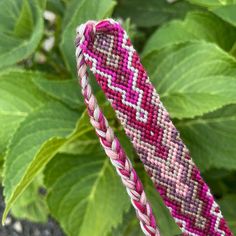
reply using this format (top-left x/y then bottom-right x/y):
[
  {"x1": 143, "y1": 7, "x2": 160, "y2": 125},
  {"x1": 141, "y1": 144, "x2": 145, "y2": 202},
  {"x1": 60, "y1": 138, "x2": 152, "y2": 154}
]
[{"x1": 75, "y1": 19, "x2": 232, "y2": 236}]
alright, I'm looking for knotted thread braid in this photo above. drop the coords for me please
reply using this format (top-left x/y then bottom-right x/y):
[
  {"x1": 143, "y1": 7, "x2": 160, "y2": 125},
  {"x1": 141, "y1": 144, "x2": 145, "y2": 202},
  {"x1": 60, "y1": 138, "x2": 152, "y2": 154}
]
[
  {"x1": 76, "y1": 21, "x2": 160, "y2": 236},
  {"x1": 75, "y1": 19, "x2": 232, "y2": 236}
]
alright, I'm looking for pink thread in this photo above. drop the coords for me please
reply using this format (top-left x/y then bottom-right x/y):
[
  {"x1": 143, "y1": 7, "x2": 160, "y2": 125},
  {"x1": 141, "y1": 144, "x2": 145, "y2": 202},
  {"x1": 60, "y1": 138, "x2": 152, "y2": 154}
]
[
  {"x1": 76, "y1": 21, "x2": 160, "y2": 236},
  {"x1": 75, "y1": 19, "x2": 232, "y2": 236}
]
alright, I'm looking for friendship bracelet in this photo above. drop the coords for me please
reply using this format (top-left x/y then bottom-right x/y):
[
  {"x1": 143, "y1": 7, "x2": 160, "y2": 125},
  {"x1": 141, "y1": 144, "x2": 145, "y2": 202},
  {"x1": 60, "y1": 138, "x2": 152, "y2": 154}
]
[
  {"x1": 75, "y1": 19, "x2": 232, "y2": 236},
  {"x1": 76, "y1": 21, "x2": 160, "y2": 236}
]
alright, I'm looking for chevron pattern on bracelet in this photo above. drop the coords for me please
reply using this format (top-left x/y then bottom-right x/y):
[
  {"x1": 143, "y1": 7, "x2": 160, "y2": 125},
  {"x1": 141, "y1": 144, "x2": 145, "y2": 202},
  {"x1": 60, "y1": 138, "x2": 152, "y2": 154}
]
[{"x1": 76, "y1": 19, "x2": 232, "y2": 236}]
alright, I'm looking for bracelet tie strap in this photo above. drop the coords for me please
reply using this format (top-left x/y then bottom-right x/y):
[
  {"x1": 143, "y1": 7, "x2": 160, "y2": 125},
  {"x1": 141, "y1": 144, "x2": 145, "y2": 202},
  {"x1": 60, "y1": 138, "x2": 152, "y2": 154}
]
[{"x1": 75, "y1": 19, "x2": 232, "y2": 236}]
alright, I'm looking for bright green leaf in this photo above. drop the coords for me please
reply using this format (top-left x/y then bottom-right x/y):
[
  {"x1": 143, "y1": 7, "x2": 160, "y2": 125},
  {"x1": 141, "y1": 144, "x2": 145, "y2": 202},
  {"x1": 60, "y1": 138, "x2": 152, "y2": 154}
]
[
  {"x1": 0, "y1": 114, "x2": 25, "y2": 157},
  {"x1": 1, "y1": 70, "x2": 89, "y2": 224},
  {"x1": 59, "y1": 100, "x2": 135, "y2": 161},
  {"x1": 60, "y1": 0, "x2": 116, "y2": 76},
  {"x1": 44, "y1": 152, "x2": 130, "y2": 236},
  {"x1": 0, "y1": 69, "x2": 51, "y2": 156},
  {"x1": 143, "y1": 42, "x2": 236, "y2": 119},
  {"x1": 176, "y1": 104, "x2": 236, "y2": 170},
  {"x1": 186, "y1": 0, "x2": 235, "y2": 7},
  {"x1": 58, "y1": 110, "x2": 103, "y2": 155},
  {"x1": 11, "y1": 174, "x2": 48, "y2": 223},
  {"x1": 0, "y1": 0, "x2": 44, "y2": 69},
  {"x1": 143, "y1": 11, "x2": 236, "y2": 56},
  {"x1": 13, "y1": 0, "x2": 34, "y2": 38},
  {"x1": 2, "y1": 102, "x2": 82, "y2": 223}
]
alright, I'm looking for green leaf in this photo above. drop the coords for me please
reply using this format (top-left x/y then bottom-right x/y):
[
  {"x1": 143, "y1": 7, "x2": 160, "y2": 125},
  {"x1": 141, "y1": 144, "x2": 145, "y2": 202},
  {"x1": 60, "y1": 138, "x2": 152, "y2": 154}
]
[
  {"x1": 46, "y1": 0, "x2": 65, "y2": 16},
  {"x1": 219, "y1": 194, "x2": 236, "y2": 234},
  {"x1": 11, "y1": 174, "x2": 48, "y2": 223},
  {"x1": 114, "y1": 0, "x2": 196, "y2": 27},
  {"x1": 143, "y1": 11, "x2": 236, "y2": 56},
  {"x1": 186, "y1": 0, "x2": 236, "y2": 27},
  {"x1": 32, "y1": 77, "x2": 84, "y2": 109},
  {"x1": 0, "y1": 114, "x2": 25, "y2": 157},
  {"x1": 13, "y1": 0, "x2": 33, "y2": 38},
  {"x1": 186, "y1": 0, "x2": 235, "y2": 7},
  {"x1": 2, "y1": 101, "x2": 82, "y2": 223},
  {"x1": 109, "y1": 164, "x2": 181, "y2": 236},
  {"x1": 0, "y1": 0, "x2": 44, "y2": 69},
  {"x1": 108, "y1": 209, "x2": 143, "y2": 236},
  {"x1": 176, "y1": 105, "x2": 236, "y2": 171},
  {"x1": 212, "y1": 4, "x2": 236, "y2": 27},
  {"x1": 141, "y1": 165, "x2": 181, "y2": 235},
  {"x1": 60, "y1": 0, "x2": 116, "y2": 76},
  {"x1": 0, "y1": 69, "x2": 51, "y2": 156},
  {"x1": 44, "y1": 152, "x2": 130, "y2": 236},
  {"x1": 59, "y1": 99, "x2": 135, "y2": 160},
  {"x1": 202, "y1": 169, "x2": 234, "y2": 197},
  {"x1": 30, "y1": 74, "x2": 134, "y2": 167},
  {"x1": 146, "y1": 185, "x2": 181, "y2": 235},
  {"x1": 1, "y1": 69, "x2": 90, "y2": 223},
  {"x1": 58, "y1": 110, "x2": 103, "y2": 155},
  {"x1": 142, "y1": 42, "x2": 236, "y2": 119}
]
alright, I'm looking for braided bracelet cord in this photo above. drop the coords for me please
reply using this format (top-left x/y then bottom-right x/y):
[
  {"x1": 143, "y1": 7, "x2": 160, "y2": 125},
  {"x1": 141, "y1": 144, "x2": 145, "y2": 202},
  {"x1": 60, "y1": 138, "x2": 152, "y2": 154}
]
[
  {"x1": 75, "y1": 19, "x2": 232, "y2": 236},
  {"x1": 76, "y1": 21, "x2": 160, "y2": 236}
]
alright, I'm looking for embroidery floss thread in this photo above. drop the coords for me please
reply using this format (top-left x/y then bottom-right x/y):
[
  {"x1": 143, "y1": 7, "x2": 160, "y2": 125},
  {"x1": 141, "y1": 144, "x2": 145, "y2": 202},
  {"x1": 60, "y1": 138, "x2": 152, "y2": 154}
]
[
  {"x1": 75, "y1": 19, "x2": 232, "y2": 236},
  {"x1": 76, "y1": 21, "x2": 160, "y2": 236}
]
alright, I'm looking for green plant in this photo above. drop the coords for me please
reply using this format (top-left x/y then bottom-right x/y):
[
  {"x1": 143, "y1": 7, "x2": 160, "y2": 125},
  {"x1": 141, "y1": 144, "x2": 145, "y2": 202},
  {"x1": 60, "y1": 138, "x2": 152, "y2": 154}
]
[{"x1": 0, "y1": 0, "x2": 236, "y2": 235}]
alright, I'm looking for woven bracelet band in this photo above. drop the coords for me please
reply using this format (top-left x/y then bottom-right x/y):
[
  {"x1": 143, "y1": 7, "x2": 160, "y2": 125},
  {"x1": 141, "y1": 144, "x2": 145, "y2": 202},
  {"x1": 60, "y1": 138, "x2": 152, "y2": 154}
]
[{"x1": 75, "y1": 19, "x2": 232, "y2": 236}]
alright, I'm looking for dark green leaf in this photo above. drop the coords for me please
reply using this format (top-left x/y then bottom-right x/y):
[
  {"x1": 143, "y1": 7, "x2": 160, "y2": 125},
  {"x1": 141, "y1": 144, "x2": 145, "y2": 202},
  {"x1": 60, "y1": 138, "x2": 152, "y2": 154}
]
[
  {"x1": 219, "y1": 194, "x2": 236, "y2": 234},
  {"x1": 176, "y1": 105, "x2": 236, "y2": 170},
  {"x1": 212, "y1": 5, "x2": 236, "y2": 27},
  {"x1": 46, "y1": 0, "x2": 65, "y2": 16},
  {"x1": 146, "y1": 185, "x2": 181, "y2": 235},
  {"x1": 108, "y1": 209, "x2": 143, "y2": 236},
  {"x1": 143, "y1": 165, "x2": 181, "y2": 235},
  {"x1": 114, "y1": 0, "x2": 197, "y2": 27}
]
